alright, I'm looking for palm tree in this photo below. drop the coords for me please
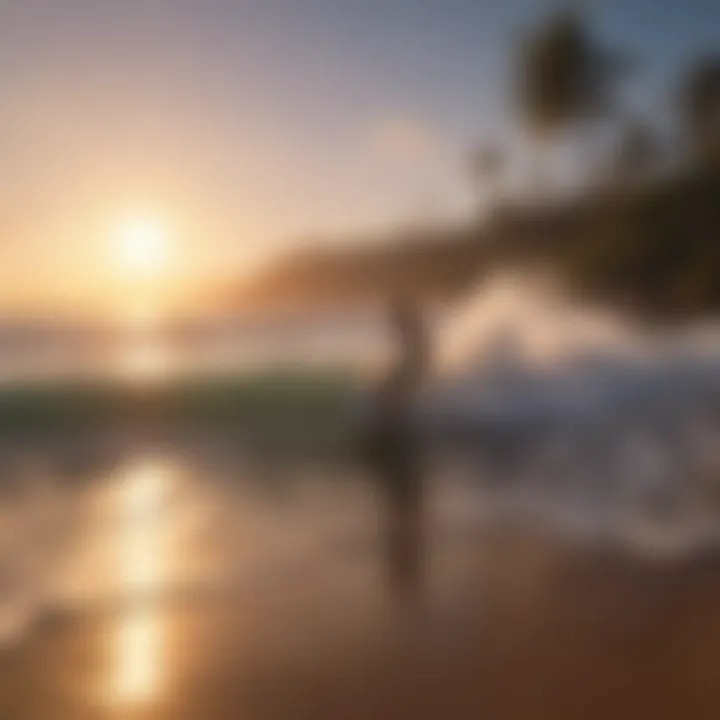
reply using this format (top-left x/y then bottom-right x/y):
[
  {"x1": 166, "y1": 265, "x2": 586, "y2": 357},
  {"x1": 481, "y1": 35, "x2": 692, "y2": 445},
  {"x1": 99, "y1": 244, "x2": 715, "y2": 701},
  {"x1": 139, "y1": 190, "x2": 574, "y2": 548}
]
[
  {"x1": 517, "y1": 9, "x2": 627, "y2": 191},
  {"x1": 679, "y1": 55, "x2": 720, "y2": 166}
]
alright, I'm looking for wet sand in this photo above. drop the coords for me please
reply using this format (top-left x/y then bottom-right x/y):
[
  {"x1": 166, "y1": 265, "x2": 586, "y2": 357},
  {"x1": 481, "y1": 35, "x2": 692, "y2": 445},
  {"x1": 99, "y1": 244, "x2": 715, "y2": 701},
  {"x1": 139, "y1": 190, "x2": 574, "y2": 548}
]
[{"x1": 1, "y1": 448, "x2": 720, "y2": 719}]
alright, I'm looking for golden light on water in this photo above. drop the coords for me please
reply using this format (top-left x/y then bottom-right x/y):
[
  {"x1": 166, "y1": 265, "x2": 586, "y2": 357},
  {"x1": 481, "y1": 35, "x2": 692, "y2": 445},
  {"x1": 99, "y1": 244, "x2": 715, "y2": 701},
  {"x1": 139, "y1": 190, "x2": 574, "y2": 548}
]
[
  {"x1": 118, "y1": 337, "x2": 169, "y2": 384},
  {"x1": 115, "y1": 294, "x2": 169, "y2": 385}
]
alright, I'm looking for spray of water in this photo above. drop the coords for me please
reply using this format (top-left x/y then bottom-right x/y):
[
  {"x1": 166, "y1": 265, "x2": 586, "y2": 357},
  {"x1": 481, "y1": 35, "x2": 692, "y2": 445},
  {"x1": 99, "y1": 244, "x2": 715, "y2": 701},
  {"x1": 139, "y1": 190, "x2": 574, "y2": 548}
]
[{"x1": 427, "y1": 272, "x2": 720, "y2": 557}]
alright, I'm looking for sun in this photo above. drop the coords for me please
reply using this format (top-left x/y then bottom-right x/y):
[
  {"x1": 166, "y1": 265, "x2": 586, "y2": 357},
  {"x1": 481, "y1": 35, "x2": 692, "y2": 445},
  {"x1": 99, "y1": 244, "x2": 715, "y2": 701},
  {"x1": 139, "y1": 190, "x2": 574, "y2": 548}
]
[{"x1": 117, "y1": 218, "x2": 168, "y2": 277}]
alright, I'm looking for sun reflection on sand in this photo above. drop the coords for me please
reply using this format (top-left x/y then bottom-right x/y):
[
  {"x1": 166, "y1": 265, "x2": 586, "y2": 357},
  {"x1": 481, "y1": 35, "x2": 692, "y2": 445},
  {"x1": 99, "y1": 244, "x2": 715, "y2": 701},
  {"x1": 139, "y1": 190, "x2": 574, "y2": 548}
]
[
  {"x1": 109, "y1": 458, "x2": 172, "y2": 705},
  {"x1": 114, "y1": 608, "x2": 162, "y2": 703}
]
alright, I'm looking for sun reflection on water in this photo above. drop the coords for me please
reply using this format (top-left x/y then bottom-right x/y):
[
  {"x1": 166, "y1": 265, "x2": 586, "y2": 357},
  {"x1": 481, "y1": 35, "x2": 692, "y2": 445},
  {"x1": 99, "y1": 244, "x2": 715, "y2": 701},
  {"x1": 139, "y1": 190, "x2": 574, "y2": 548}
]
[{"x1": 117, "y1": 336, "x2": 169, "y2": 385}]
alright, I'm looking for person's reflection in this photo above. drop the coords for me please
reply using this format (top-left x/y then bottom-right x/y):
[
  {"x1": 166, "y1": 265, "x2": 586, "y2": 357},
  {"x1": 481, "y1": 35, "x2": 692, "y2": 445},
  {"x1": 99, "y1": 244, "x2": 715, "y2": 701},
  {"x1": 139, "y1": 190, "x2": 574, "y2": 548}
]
[{"x1": 366, "y1": 294, "x2": 430, "y2": 601}]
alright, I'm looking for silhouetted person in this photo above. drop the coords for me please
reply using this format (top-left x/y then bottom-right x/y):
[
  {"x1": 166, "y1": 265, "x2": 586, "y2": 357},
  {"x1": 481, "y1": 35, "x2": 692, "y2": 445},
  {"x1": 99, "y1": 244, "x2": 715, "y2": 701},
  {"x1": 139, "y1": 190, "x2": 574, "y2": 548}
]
[{"x1": 365, "y1": 295, "x2": 430, "y2": 601}]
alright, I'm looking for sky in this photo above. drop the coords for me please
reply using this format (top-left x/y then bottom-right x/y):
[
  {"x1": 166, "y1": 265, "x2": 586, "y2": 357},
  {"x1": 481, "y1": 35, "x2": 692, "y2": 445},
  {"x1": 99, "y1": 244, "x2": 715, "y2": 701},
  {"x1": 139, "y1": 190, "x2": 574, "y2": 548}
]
[{"x1": 0, "y1": 0, "x2": 717, "y2": 312}]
